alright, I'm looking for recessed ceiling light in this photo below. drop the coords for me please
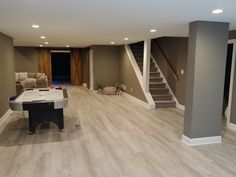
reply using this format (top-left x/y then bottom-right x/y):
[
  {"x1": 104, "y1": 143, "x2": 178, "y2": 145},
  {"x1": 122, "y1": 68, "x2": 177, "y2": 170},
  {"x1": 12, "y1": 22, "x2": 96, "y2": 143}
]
[
  {"x1": 66, "y1": 45, "x2": 70, "y2": 47},
  {"x1": 44, "y1": 42, "x2": 48, "y2": 45},
  {"x1": 110, "y1": 42, "x2": 115, "y2": 44},
  {"x1": 40, "y1": 36, "x2": 46, "y2": 39},
  {"x1": 124, "y1": 38, "x2": 129, "y2": 41},
  {"x1": 212, "y1": 9, "x2": 223, "y2": 14},
  {"x1": 32, "y1": 24, "x2": 39, "y2": 28},
  {"x1": 150, "y1": 29, "x2": 157, "y2": 33},
  {"x1": 39, "y1": 45, "x2": 43, "y2": 47}
]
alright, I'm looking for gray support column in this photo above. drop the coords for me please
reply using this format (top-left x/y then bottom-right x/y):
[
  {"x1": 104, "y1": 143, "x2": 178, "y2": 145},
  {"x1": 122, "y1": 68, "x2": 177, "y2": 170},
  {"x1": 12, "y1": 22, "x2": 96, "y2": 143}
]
[
  {"x1": 143, "y1": 39, "x2": 151, "y2": 93},
  {"x1": 182, "y1": 21, "x2": 229, "y2": 146}
]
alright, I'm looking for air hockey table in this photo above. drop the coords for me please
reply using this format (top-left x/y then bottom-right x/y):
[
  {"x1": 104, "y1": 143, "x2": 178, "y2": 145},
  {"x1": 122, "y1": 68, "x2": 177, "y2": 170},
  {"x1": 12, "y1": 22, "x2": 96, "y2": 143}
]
[{"x1": 9, "y1": 88, "x2": 68, "y2": 133}]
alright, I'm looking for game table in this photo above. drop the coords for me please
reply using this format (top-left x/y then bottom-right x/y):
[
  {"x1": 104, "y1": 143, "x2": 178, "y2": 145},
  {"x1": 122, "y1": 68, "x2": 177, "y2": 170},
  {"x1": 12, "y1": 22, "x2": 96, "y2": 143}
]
[{"x1": 9, "y1": 88, "x2": 68, "y2": 133}]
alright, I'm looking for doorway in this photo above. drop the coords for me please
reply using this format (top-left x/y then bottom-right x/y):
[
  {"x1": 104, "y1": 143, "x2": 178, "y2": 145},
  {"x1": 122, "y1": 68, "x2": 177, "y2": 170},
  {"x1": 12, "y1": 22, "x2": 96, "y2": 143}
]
[
  {"x1": 51, "y1": 52, "x2": 71, "y2": 85},
  {"x1": 225, "y1": 40, "x2": 236, "y2": 127},
  {"x1": 223, "y1": 44, "x2": 233, "y2": 114}
]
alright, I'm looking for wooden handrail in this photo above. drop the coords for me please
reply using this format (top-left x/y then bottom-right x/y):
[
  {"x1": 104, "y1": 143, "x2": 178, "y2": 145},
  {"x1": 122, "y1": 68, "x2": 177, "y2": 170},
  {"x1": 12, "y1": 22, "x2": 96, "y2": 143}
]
[{"x1": 152, "y1": 40, "x2": 180, "y2": 81}]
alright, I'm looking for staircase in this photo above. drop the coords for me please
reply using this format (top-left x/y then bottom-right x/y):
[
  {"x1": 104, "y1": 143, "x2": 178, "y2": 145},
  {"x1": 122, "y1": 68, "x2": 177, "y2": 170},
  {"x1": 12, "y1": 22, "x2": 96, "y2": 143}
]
[{"x1": 130, "y1": 42, "x2": 176, "y2": 108}]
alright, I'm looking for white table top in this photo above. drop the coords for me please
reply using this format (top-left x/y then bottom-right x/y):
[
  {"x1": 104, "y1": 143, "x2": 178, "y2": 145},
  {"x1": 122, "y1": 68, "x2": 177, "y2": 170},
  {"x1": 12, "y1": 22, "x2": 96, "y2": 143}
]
[{"x1": 16, "y1": 89, "x2": 64, "y2": 102}]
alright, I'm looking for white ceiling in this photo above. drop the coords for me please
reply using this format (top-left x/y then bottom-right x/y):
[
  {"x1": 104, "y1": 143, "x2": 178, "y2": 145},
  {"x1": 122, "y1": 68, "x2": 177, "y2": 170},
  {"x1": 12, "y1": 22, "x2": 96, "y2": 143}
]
[{"x1": 0, "y1": 0, "x2": 235, "y2": 47}]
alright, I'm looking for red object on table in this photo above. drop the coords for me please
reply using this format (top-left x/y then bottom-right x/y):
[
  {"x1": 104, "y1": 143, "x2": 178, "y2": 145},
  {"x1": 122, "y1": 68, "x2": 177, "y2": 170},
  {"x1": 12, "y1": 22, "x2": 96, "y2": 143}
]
[
  {"x1": 50, "y1": 85, "x2": 54, "y2": 88},
  {"x1": 58, "y1": 85, "x2": 62, "y2": 89}
]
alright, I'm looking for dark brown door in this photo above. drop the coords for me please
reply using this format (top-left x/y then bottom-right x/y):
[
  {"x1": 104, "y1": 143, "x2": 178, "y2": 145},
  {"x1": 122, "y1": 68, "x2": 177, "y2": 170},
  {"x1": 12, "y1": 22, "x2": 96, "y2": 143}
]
[
  {"x1": 70, "y1": 49, "x2": 82, "y2": 85},
  {"x1": 38, "y1": 49, "x2": 52, "y2": 85}
]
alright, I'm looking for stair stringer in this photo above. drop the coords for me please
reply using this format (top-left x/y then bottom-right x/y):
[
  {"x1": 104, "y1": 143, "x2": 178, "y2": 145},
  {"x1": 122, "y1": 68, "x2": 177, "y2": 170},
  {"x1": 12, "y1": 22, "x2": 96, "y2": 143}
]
[
  {"x1": 125, "y1": 45, "x2": 155, "y2": 109},
  {"x1": 151, "y1": 54, "x2": 185, "y2": 110}
]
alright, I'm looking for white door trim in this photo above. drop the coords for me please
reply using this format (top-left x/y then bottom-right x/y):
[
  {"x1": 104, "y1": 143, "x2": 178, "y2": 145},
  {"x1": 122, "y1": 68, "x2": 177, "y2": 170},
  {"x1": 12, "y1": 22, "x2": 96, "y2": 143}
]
[
  {"x1": 227, "y1": 39, "x2": 236, "y2": 131},
  {"x1": 143, "y1": 39, "x2": 151, "y2": 93},
  {"x1": 89, "y1": 48, "x2": 94, "y2": 91}
]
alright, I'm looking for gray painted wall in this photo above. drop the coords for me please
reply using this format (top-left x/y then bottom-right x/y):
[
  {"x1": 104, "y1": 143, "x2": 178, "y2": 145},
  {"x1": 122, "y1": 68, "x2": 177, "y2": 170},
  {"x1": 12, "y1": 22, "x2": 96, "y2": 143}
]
[
  {"x1": 184, "y1": 21, "x2": 229, "y2": 138},
  {"x1": 0, "y1": 32, "x2": 15, "y2": 118},
  {"x1": 154, "y1": 37, "x2": 188, "y2": 105},
  {"x1": 92, "y1": 45, "x2": 120, "y2": 88},
  {"x1": 15, "y1": 47, "x2": 38, "y2": 72},
  {"x1": 120, "y1": 46, "x2": 147, "y2": 102}
]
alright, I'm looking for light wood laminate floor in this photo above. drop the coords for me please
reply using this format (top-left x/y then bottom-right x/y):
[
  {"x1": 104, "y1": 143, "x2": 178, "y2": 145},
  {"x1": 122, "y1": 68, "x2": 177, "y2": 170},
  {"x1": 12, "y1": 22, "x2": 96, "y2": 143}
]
[{"x1": 0, "y1": 86, "x2": 236, "y2": 177}]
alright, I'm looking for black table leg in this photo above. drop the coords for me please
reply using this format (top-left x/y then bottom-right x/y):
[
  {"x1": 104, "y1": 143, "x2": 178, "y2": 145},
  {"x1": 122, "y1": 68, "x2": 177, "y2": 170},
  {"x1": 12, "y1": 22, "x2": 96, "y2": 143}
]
[{"x1": 28, "y1": 108, "x2": 64, "y2": 133}]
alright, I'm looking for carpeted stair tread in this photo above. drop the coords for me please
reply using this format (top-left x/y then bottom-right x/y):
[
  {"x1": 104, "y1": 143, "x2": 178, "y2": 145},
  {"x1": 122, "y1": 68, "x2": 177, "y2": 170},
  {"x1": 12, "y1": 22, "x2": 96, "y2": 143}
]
[
  {"x1": 155, "y1": 100, "x2": 176, "y2": 108},
  {"x1": 149, "y1": 83, "x2": 166, "y2": 88}
]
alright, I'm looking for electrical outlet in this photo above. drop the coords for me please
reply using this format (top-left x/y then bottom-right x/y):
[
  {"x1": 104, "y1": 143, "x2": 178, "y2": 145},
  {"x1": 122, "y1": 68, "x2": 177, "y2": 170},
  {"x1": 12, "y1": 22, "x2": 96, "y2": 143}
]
[
  {"x1": 181, "y1": 70, "x2": 184, "y2": 75},
  {"x1": 130, "y1": 88, "x2": 133, "y2": 92}
]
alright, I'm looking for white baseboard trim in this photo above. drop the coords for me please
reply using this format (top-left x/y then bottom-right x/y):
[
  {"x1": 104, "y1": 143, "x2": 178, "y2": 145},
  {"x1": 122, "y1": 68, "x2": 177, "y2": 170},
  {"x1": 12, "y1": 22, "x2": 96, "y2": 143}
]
[
  {"x1": 82, "y1": 83, "x2": 87, "y2": 88},
  {"x1": 123, "y1": 92, "x2": 154, "y2": 109},
  {"x1": 0, "y1": 109, "x2": 12, "y2": 130},
  {"x1": 89, "y1": 89, "x2": 98, "y2": 93},
  {"x1": 92, "y1": 90, "x2": 98, "y2": 93},
  {"x1": 176, "y1": 103, "x2": 185, "y2": 111},
  {"x1": 181, "y1": 135, "x2": 221, "y2": 146},
  {"x1": 228, "y1": 122, "x2": 236, "y2": 131}
]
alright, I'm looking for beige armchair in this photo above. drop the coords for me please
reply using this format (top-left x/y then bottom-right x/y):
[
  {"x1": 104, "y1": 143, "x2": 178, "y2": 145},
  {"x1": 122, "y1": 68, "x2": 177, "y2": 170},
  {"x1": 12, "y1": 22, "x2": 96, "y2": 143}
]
[{"x1": 15, "y1": 72, "x2": 48, "y2": 94}]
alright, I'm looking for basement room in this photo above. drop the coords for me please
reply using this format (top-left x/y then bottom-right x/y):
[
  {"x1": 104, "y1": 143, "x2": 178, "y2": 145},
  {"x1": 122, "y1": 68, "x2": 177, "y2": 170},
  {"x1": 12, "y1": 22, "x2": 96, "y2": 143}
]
[{"x1": 0, "y1": 0, "x2": 236, "y2": 177}]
